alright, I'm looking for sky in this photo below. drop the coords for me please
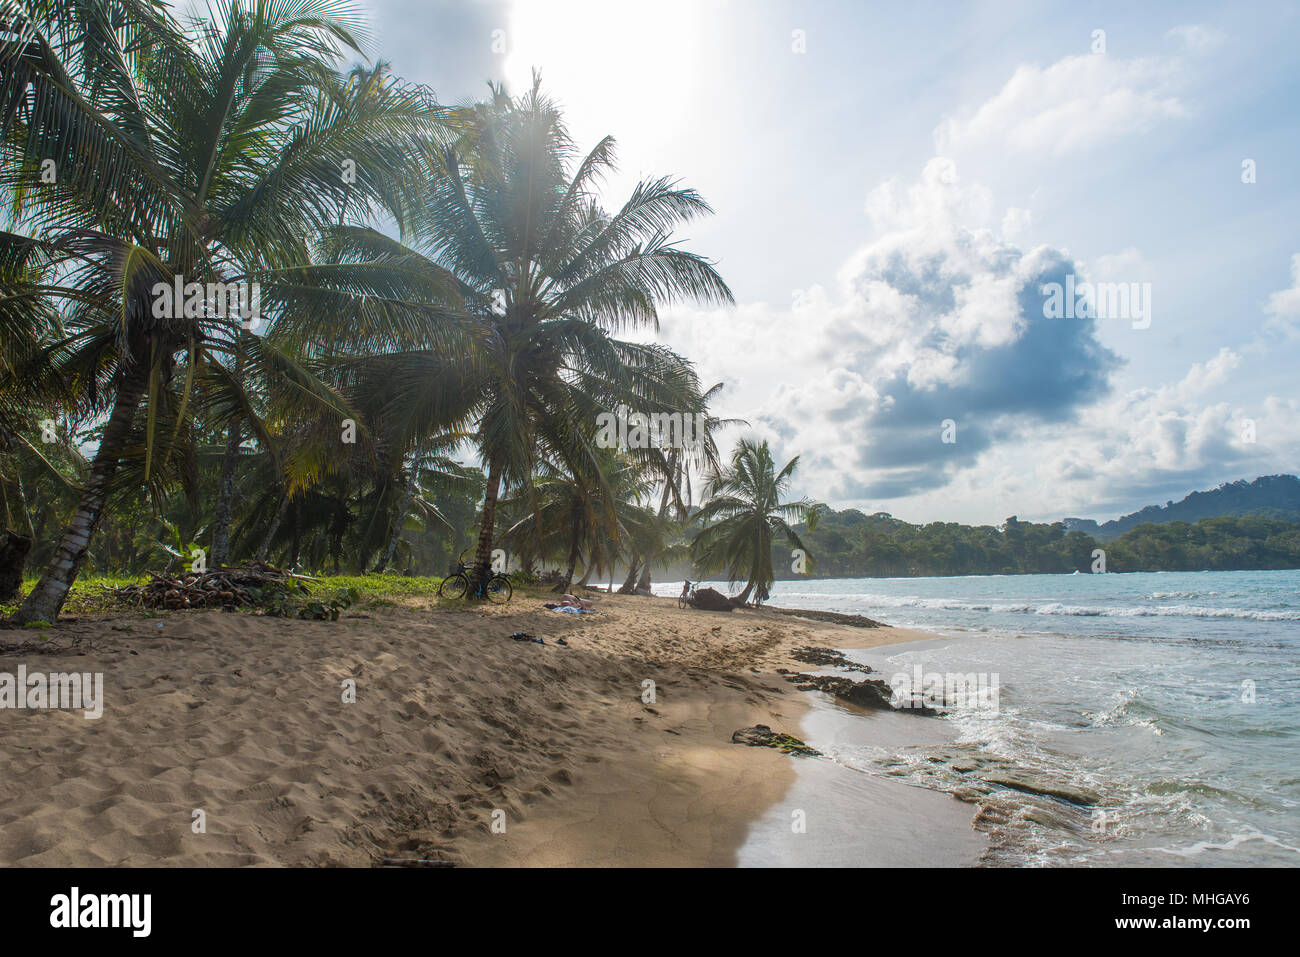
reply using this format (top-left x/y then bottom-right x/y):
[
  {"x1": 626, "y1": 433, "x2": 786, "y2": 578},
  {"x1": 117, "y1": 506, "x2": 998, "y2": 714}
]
[{"x1": 343, "y1": 1, "x2": 1298, "y2": 525}]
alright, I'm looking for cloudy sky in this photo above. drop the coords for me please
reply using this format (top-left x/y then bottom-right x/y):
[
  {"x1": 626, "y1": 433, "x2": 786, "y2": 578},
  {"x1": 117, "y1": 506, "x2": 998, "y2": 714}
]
[{"x1": 350, "y1": 0, "x2": 1300, "y2": 525}]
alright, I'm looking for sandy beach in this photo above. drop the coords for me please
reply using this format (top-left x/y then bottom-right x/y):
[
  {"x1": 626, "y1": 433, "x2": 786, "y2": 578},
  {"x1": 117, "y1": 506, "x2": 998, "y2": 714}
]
[{"x1": 0, "y1": 591, "x2": 971, "y2": 867}]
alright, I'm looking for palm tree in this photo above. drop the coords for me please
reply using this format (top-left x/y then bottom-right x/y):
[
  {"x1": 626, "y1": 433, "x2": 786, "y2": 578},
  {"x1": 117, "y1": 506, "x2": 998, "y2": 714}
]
[
  {"x1": 404, "y1": 77, "x2": 733, "y2": 594},
  {"x1": 690, "y1": 438, "x2": 821, "y2": 605},
  {"x1": 502, "y1": 449, "x2": 649, "y2": 591},
  {"x1": 620, "y1": 381, "x2": 746, "y2": 593},
  {"x1": 1, "y1": 0, "x2": 451, "y2": 621}
]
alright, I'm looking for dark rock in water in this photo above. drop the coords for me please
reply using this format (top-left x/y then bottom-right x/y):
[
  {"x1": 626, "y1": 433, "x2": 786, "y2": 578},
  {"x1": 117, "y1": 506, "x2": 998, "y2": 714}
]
[
  {"x1": 763, "y1": 606, "x2": 884, "y2": 629},
  {"x1": 786, "y1": 672, "x2": 940, "y2": 716},
  {"x1": 979, "y1": 773, "x2": 1101, "y2": 807},
  {"x1": 731, "y1": 724, "x2": 821, "y2": 756},
  {"x1": 689, "y1": 586, "x2": 737, "y2": 612},
  {"x1": 789, "y1": 646, "x2": 873, "y2": 673}
]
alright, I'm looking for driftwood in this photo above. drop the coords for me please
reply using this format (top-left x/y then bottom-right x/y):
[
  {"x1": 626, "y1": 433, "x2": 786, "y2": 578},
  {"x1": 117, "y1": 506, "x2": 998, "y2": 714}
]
[{"x1": 110, "y1": 561, "x2": 316, "y2": 610}]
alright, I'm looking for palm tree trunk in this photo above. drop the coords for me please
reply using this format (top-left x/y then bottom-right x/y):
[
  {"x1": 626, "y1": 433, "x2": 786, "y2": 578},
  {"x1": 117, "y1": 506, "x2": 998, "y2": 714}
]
[
  {"x1": 257, "y1": 490, "x2": 290, "y2": 562},
  {"x1": 329, "y1": 497, "x2": 346, "y2": 575},
  {"x1": 209, "y1": 421, "x2": 242, "y2": 566},
  {"x1": 634, "y1": 457, "x2": 677, "y2": 593},
  {"x1": 288, "y1": 500, "x2": 301, "y2": 569},
  {"x1": 732, "y1": 582, "x2": 754, "y2": 604},
  {"x1": 0, "y1": 529, "x2": 32, "y2": 603},
  {"x1": 617, "y1": 557, "x2": 640, "y2": 593},
  {"x1": 556, "y1": 531, "x2": 580, "y2": 593},
  {"x1": 16, "y1": 365, "x2": 147, "y2": 623},
  {"x1": 470, "y1": 461, "x2": 503, "y2": 595},
  {"x1": 375, "y1": 466, "x2": 419, "y2": 573}
]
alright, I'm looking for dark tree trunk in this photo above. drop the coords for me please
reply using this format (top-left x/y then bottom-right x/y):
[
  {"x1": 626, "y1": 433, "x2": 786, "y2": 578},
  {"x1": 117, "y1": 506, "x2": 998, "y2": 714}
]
[
  {"x1": 470, "y1": 461, "x2": 503, "y2": 596},
  {"x1": 16, "y1": 362, "x2": 147, "y2": 623},
  {"x1": 375, "y1": 464, "x2": 419, "y2": 573},
  {"x1": 633, "y1": 456, "x2": 677, "y2": 593},
  {"x1": 257, "y1": 490, "x2": 290, "y2": 562},
  {"x1": 617, "y1": 557, "x2": 640, "y2": 594},
  {"x1": 0, "y1": 528, "x2": 33, "y2": 603},
  {"x1": 210, "y1": 421, "x2": 242, "y2": 566},
  {"x1": 554, "y1": 530, "x2": 580, "y2": 594},
  {"x1": 288, "y1": 499, "x2": 301, "y2": 569}
]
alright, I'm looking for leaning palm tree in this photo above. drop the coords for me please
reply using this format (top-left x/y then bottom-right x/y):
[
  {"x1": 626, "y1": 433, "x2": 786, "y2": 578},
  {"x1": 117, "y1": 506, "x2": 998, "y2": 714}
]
[
  {"x1": 405, "y1": 76, "x2": 733, "y2": 593},
  {"x1": 2, "y1": 0, "x2": 451, "y2": 621},
  {"x1": 690, "y1": 438, "x2": 821, "y2": 605}
]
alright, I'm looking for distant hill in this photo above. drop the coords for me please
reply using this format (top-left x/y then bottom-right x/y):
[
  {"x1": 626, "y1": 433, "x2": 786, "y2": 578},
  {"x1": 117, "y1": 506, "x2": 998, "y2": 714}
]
[{"x1": 1063, "y1": 475, "x2": 1300, "y2": 542}]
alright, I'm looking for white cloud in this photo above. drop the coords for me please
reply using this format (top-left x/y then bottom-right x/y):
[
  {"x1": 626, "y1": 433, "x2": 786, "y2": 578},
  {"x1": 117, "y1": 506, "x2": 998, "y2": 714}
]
[
  {"x1": 1263, "y1": 254, "x2": 1300, "y2": 339},
  {"x1": 1001, "y1": 206, "x2": 1032, "y2": 239},
  {"x1": 935, "y1": 53, "x2": 1188, "y2": 157},
  {"x1": 1166, "y1": 24, "x2": 1228, "y2": 55}
]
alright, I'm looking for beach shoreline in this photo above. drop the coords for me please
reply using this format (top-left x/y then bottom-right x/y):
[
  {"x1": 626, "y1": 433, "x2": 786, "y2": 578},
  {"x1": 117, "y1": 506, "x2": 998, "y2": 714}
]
[{"x1": 0, "y1": 589, "x2": 975, "y2": 867}]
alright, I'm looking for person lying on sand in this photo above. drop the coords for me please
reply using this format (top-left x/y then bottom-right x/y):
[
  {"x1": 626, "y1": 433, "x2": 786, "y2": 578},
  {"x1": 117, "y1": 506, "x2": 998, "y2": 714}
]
[{"x1": 541, "y1": 594, "x2": 596, "y2": 613}]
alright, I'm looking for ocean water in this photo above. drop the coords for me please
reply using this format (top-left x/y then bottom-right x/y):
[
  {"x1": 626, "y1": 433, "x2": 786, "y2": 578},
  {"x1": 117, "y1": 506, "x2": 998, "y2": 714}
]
[{"x1": 654, "y1": 570, "x2": 1300, "y2": 866}]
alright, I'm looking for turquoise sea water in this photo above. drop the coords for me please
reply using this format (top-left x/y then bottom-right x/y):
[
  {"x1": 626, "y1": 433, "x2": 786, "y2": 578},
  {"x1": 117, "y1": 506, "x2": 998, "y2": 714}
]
[{"x1": 655, "y1": 570, "x2": 1300, "y2": 866}]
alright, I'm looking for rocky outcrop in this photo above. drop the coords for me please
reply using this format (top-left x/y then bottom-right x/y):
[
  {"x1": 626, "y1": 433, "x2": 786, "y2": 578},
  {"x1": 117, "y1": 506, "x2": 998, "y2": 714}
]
[
  {"x1": 762, "y1": 606, "x2": 884, "y2": 629},
  {"x1": 731, "y1": 724, "x2": 821, "y2": 756},
  {"x1": 689, "y1": 586, "x2": 737, "y2": 612},
  {"x1": 782, "y1": 672, "x2": 940, "y2": 716}
]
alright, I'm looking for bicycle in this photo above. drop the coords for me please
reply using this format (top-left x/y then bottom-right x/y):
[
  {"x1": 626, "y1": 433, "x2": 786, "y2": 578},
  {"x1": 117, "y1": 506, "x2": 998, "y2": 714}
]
[
  {"x1": 438, "y1": 554, "x2": 513, "y2": 604},
  {"x1": 677, "y1": 582, "x2": 697, "y2": 610}
]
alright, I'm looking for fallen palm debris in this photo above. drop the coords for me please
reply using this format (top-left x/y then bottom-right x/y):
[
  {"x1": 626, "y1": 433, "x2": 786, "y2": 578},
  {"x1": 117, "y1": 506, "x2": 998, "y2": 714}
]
[{"x1": 108, "y1": 562, "x2": 317, "y2": 611}]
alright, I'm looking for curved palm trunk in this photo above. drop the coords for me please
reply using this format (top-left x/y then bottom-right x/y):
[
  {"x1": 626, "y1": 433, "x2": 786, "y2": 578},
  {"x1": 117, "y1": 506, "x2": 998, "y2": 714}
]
[
  {"x1": 731, "y1": 582, "x2": 754, "y2": 604},
  {"x1": 470, "y1": 461, "x2": 503, "y2": 596},
  {"x1": 556, "y1": 530, "x2": 580, "y2": 594},
  {"x1": 633, "y1": 455, "x2": 678, "y2": 594},
  {"x1": 375, "y1": 466, "x2": 420, "y2": 573},
  {"x1": 257, "y1": 490, "x2": 290, "y2": 562},
  {"x1": 617, "y1": 558, "x2": 640, "y2": 593},
  {"x1": 16, "y1": 366, "x2": 146, "y2": 623},
  {"x1": 210, "y1": 422, "x2": 242, "y2": 566}
]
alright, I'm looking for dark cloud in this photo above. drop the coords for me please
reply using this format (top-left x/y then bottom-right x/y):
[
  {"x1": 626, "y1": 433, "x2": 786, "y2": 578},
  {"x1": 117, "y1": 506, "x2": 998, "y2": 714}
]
[{"x1": 842, "y1": 248, "x2": 1121, "y2": 499}]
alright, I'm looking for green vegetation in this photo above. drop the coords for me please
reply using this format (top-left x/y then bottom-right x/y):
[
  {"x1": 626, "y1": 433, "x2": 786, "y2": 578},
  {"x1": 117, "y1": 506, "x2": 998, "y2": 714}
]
[
  {"x1": 767, "y1": 510, "x2": 1300, "y2": 578},
  {"x1": 690, "y1": 439, "x2": 820, "y2": 602},
  {"x1": 0, "y1": 0, "x2": 740, "y2": 619},
  {"x1": 1064, "y1": 475, "x2": 1300, "y2": 541},
  {"x1": 2, "y1": 3, "x2": 1294, "y2": 627}
]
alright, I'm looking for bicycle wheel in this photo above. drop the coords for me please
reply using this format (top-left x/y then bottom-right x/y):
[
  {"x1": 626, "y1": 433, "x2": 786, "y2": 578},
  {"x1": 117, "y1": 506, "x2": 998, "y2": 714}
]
[
  {"x1": 485, "y1": 575, "x2": 512, "y2": 604},
  {"x1": 438, "y1": 573, "x2": 469, "y2": 600},
  {"x1": 678, "y1": 596, "x2": 689, "y2": 609}
]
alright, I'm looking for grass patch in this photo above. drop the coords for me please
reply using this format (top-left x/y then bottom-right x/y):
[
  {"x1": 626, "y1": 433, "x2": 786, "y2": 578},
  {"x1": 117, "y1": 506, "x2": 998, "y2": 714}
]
[{"x1": 2, "y1": 571, "x2": 552, "y2": 620}]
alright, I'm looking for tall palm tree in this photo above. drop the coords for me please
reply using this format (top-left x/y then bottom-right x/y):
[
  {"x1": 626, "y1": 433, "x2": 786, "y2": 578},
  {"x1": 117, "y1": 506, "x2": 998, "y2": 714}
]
[
  {"x1": 405, "y1": 77, "x2": 733, "y2": 593},
  {"x1": 690, "y1": 438, "x2": 821, "y2": 605},
  {"x1": 1, "y1": 0, "x2": 451, "y2": 621}
]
